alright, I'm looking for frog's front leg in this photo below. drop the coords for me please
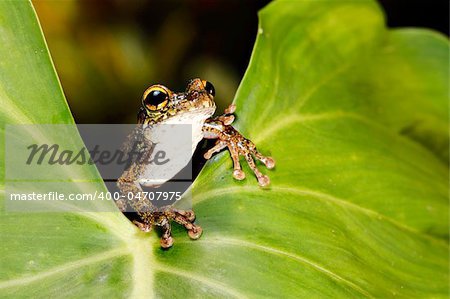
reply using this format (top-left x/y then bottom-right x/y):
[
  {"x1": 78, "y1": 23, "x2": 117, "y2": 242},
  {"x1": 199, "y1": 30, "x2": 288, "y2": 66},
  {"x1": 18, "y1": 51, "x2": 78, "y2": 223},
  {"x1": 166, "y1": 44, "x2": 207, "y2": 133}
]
[{"x1": 203, "y1": 104, "x2": 275, "y2": 187}]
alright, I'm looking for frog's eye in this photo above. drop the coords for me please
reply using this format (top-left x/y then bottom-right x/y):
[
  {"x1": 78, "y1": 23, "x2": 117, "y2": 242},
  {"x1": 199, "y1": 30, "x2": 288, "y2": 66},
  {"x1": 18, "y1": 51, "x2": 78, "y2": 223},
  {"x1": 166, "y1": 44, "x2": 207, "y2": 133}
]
[
  {"x1": 143, "y1": 86, "x2": 169, "y2": 111},
  {"x1": 202, "y1": 80, "x2": 215, "y2": 97}
]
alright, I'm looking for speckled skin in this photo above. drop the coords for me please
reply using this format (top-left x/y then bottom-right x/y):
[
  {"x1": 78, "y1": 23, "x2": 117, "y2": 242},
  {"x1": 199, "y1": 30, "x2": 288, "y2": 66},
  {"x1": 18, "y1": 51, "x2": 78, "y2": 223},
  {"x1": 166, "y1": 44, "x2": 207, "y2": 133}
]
[{"x1": 117, "y1": 78, "x2": 275, "y2": 248}]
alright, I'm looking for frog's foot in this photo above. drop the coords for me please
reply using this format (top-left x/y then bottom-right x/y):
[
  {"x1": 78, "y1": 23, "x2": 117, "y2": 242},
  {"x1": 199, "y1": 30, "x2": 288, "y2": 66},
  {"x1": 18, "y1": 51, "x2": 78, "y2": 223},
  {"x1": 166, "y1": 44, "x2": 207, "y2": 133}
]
[
  {"x1": 233, "y1": 140, "x2": 275, "y2": 187},
  {"x1": 154, "y1": 209, "x2": 202, "y2": 249},
  {"x1": 205, "y1": 130, "x2": 275, "y2": 187},
  {"x1": 173, "y1": 209, "x2": 203, "y2": 240}
]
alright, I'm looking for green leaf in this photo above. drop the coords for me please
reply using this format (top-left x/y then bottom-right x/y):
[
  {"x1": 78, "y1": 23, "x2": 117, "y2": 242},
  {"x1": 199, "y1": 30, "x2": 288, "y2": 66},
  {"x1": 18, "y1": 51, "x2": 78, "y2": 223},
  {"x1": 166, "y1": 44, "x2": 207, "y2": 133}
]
[
  {"x1": 1, "y1": 0, "x2": 448, "y2": 298},
  {"x1": 0, "y1": 1, "x2": 137, "y2": 297}
]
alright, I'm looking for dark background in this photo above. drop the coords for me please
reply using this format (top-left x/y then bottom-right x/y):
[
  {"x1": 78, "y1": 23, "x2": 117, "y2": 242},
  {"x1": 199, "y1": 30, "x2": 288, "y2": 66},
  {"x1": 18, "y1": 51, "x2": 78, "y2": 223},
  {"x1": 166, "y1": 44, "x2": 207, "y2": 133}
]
[{"x1": 33, "y1": 0, "x2": 449, "y2": 124}]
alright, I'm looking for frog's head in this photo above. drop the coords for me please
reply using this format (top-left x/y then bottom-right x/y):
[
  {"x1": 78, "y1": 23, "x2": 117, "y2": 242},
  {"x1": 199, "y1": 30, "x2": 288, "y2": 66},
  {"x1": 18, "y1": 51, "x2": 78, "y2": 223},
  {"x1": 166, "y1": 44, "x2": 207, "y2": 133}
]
[{"x1": 139, "y1": 78, "x2": 216, "y2": 125}]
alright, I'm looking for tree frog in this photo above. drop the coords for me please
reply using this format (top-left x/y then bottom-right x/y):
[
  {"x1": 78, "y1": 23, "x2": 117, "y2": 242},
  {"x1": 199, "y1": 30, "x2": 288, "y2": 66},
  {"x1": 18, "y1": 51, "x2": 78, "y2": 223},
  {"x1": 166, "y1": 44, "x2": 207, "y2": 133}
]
[{"x1": 117, "y1": 78, "x2": 275, "y2": 248}]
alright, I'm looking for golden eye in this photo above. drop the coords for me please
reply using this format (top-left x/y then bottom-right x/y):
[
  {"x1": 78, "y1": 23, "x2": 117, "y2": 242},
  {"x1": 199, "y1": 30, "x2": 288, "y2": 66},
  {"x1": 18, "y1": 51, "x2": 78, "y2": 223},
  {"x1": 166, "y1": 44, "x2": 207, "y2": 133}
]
[{"x1": 143, "y1": 86, "x2": 169, "y2": 111}]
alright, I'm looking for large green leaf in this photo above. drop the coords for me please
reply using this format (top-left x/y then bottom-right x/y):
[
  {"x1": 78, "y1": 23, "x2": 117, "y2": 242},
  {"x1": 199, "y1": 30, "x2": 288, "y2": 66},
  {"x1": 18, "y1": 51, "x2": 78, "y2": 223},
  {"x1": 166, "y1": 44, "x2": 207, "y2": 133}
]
[{"x1": 1, "y1": 0, "x2": 448, "y2": 298}]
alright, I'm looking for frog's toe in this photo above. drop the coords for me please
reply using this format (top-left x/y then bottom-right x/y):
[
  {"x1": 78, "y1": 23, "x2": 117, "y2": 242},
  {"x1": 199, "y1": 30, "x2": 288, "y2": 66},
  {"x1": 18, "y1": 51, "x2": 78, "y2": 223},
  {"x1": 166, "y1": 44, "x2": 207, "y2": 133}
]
[
  {"x1": 243, "y1": 153, "x2": 272, "y2": 187},
  {"x1": 262, "y1": 156, "x2": 276, "y2": 169},
  {"x1": 233, "y1": 169, "x2": 246, "y2": 180},
  {"x1": 257, "y1": 175, "x2": 271, "y2": 187},
  {"x1": 188, "y1": 225, "x2": 203, "y2": 240},
  {"x1": 159, "y1": 221, "x2": 174, "y2": 249},
  {"x1": 174, "y1": 209, "x2": 196, "y2": 222},
  {"x1": 173, "y1": 209, "x2": 203, "y2": 241},
  {"x1": 224, "y1": 103, "x2": 236, "y2": 114},
  {"x1": 255, "y1": 153, "x2": 276, "y2": 169},
  {"x1": 133, "y1": 220, "x2": 152, "y2": 233},
  {"x1": 160, "y1": 236, "x2": 174, "y2": 248},
  {"x1": 218, "y1": 115, "x2": 235, "y2": 125},
  {"x1": 204, "y1": 140, "x2": 227, "y2": 160}
]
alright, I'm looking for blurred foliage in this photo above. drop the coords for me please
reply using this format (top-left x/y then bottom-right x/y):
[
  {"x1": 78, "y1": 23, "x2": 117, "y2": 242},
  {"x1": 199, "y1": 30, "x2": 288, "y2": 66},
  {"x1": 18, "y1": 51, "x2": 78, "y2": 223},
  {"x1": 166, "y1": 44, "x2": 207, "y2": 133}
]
[{"x1": 33, "y1": 0, "x2": 268, "y2": 123}]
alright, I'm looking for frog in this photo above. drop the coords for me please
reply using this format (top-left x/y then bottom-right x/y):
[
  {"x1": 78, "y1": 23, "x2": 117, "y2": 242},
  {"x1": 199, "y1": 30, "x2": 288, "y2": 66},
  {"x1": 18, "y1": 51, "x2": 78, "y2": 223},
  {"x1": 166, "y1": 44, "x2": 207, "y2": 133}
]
[{"x1": 117, "y1": 78, "x2": 275, "y2": 248}]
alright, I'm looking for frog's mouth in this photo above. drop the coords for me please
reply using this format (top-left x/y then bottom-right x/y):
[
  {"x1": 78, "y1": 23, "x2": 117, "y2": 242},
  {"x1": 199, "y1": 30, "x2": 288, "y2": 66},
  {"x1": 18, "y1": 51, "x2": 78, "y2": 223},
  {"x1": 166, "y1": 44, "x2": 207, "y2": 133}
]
[
  {"x1": 175, "y1": 96, "x2": 216, "y2": 115},
  {"x1": 176, "y1": 105, "x2": 216, "y2": 120},
  {"x1": 157, "y1": 107, "x2": 215, "y2": 131}
]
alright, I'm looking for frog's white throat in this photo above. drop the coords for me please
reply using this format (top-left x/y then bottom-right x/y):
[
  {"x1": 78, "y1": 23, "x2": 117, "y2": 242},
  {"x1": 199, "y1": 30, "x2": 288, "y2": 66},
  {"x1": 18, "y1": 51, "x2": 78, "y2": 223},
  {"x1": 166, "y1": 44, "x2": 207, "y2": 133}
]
[
  {"x1": 162, "y1": 107, "x2": 215, "y2": 152},
  {"x1": 139, "y1": 108, "x2": 215, "y2": 187}
]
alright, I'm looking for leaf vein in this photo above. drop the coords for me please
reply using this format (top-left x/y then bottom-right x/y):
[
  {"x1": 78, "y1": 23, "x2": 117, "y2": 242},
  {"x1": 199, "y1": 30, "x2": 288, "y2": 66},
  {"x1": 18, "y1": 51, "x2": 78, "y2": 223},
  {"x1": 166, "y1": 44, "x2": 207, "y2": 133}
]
[
  {"x1": 0, "y1": 247, "x2": 128, "y2": 290},
  {"x1": 194, "y1": 185, "x2": 448, "y2": 247},
  {"x1": 197, "y1": 237, "x2": 373, "y2": 298},
  {"x1": 153, "y1": 264, "x2": 246, "y2": 298}
]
